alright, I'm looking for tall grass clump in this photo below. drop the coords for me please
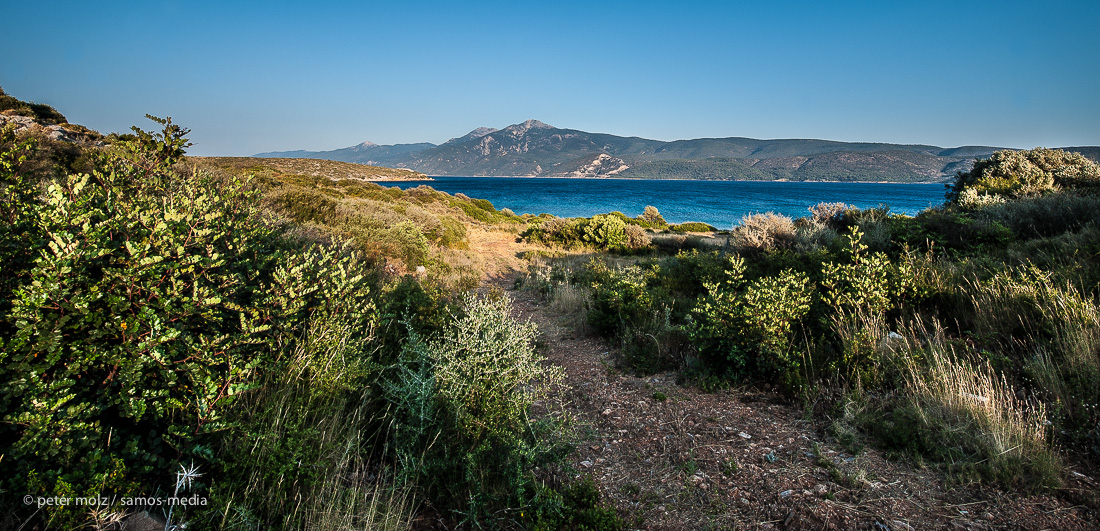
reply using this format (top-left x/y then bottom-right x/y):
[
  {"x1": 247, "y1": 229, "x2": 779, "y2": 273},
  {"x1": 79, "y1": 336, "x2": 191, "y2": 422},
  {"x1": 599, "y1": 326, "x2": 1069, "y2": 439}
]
[
  {"x1": 212, "y1": 311, "x2": 413, "y2": 529},
  {"x1": 870, "y1": 329, "x2": 1061, "y2": 490},
  {"x1": 960, "y1": 265, "x2": 1100, "y2": 452}
]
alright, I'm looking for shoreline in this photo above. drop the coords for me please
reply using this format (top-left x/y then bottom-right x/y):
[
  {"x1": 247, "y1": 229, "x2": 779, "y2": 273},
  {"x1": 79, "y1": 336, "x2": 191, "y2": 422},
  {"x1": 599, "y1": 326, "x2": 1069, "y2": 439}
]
[{"x1": 401, "y1": 175, "x2": 946, "y2": 185}]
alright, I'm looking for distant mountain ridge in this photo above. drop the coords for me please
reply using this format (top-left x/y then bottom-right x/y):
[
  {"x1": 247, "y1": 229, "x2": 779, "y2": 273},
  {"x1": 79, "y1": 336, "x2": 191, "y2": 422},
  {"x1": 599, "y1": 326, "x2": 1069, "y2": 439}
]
[{"x1": 254, "y1": 121, "x2": 1100, "y2": 182}]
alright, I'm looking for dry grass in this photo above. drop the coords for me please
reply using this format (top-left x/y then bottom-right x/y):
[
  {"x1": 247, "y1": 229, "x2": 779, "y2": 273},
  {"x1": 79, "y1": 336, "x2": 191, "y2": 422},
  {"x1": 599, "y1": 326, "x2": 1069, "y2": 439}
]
[
  {"x1": 872, "y1": 317, "x2": 1063, "y2": 490},
  {"x1": 906, "y1": 347, "x2": 1050, "y2": 464},
  {"x1": 548, "y1": 281, "x2": 594, "y2": 332},
  {"x1": 192, "y1": 156, "x2": 426, "y2": 181}
]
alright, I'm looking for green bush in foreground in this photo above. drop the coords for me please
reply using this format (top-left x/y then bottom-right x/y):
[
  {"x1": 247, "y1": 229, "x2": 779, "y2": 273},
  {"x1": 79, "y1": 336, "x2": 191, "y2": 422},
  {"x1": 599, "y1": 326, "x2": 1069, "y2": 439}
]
[
  {"x1": 0, "y1": 117, "x2": 382, "y2": 527},
  {"x1": 384, "y1": 293, "x2": 569, "y2": 527},
  {"x1": 691, "y1": 255, "x2": 813, "y2": 383}
]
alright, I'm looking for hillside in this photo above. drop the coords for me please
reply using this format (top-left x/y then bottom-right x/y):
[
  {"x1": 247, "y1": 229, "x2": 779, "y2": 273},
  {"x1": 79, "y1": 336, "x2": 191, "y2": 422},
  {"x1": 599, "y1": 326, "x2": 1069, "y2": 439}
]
[
  {"x1": 193, "y1": 156, "x2": 428, "y2": 181},
  {"x1": 254, "y1": 120, "x2": 1100, "y2": 182}
]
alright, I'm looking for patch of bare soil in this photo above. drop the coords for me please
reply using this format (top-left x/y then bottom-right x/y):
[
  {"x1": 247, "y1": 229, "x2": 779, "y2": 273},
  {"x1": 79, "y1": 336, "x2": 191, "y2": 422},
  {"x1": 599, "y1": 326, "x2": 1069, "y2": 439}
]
[{"x1": 498, "y1": 277, "x2": 1098, "y2": 530}]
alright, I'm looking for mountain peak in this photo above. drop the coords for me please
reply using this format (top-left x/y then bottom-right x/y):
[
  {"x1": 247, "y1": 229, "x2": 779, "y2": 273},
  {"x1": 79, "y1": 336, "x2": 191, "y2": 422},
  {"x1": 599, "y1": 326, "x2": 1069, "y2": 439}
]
[
  {"x1": 521, "y1": 119, "x2": 552, "y2": 129},
  {"x1": 499, "y1": 119, "x2": 554, "y2": 137},
  {"x1": 445, "y1": 127, "x2": 499, "y2": 144},
  {"x1": 356, "y1": 141, "x2": 377, "y2": 148}
]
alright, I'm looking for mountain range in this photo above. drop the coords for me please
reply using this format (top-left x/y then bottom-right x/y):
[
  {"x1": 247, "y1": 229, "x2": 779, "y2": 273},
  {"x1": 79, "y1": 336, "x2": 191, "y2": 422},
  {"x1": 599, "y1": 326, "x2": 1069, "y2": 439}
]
[{"x1": 254, "y1": 120, "x2": 1100, "y2": 182}]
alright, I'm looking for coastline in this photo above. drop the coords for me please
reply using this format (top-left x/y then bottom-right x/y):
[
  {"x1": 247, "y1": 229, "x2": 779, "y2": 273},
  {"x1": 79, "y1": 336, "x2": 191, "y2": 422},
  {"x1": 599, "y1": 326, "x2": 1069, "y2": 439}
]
[{"x1": 392, "y1": 175, "x2": 946, "y2": 185}]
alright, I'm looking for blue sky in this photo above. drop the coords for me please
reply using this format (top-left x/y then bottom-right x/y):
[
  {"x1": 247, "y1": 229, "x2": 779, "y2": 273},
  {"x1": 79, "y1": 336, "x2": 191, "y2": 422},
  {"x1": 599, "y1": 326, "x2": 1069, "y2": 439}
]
[{"x1": 4, "y1": 0, "x2": 1098, "y2": 156}]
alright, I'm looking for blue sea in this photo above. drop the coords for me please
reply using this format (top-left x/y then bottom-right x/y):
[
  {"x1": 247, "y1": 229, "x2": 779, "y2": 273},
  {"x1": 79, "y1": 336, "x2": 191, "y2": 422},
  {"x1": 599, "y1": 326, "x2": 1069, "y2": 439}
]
[{"x1": 386, "y1": 177, "x2": 948, "y2": 229}]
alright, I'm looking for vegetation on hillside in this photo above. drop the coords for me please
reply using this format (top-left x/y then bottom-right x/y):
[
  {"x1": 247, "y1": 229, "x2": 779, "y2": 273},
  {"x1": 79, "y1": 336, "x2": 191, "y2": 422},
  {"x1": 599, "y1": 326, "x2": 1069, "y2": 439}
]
[
  {"x1": 521, "y1": 148, "x2": 1100, "y2": 494},
  {"x1": 5, "y1": 93, "x2": 1100, "y2": 528},
  {"x1": 0, "y1": 117, "x2": 621, "y2": 530},
  {"x1": 195, "y1": 156, "x2": 428, "y2": 181},
  {"x1": 193, "y1": 154, "x2": 529, "y2": 290},
  {"x1": 0, "y1": 86, "x2": 68, "y2": 125}
]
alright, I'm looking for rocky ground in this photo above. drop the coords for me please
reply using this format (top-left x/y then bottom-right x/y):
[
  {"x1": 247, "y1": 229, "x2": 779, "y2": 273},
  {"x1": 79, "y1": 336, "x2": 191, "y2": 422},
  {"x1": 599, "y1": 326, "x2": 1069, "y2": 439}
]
[{"x1": 497, "y1": 274, "x2": 1099, "y2": 530}]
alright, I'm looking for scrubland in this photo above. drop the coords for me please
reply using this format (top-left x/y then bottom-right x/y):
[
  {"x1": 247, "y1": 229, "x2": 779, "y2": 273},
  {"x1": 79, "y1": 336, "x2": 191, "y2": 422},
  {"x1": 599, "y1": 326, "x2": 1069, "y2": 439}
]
[{"x1": 2, "y1": 109, "x2": 1098, "y2": 529}]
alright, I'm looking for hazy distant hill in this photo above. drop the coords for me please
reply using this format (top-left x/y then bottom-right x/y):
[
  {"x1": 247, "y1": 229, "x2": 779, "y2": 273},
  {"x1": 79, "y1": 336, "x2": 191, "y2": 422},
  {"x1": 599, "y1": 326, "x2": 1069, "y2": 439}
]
[{"x1": 254, "y1": 120, "x2": 1100, "y2": 182}]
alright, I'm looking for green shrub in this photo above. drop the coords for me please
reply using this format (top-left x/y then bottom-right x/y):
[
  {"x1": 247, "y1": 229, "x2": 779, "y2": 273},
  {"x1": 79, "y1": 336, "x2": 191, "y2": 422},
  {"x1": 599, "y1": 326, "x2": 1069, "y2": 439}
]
[
  {"x1": 637, "y1": 205, "x2": 669, "y2": 229},
  {"x1": 0, "y1": 117, "x2": 379, "y2": 526},
  {"x1": 585, "y1": 261, "x2": 687, "y2": 373},
  {"x1": 587, "y1": 262, "x2": 659, "y2": 336},
  {"x1": 0, "y1": 128, "x2": 41, "y2": 336},
  {"x1": 691, "y1": 255, "x2": 813, "y2": 383},
  {"x1": 383, "y1": 294, "x2": 566, "y2": 527},
  {"x1": 948, "y1": 147, "x2": 1100, "y2": 203},
  {"x1": 528, "y1": 476, "x2": 624, "y2": 531},
  {"x1": 471, "y1": 197, "x2": 496, "y2": 212},
  {"x1": 455, "y1": 198, "x2": 496, "y2": 222},
  {"x1": 265, "y1": 186, "x2": 339, "y2": 224},
  {"x1": 671, "y1": 221, "x2": 717, "y2": 233},
  {"x1": 821, "y1": 228, "x2": 895, "y2": 317},
  {"x1": 584, "y1": 213, "x2": 628, "y2": 249},
  {"x1": 904, "y1": 207, "x2": 1014, "y2": 255},
  {"x1": 523, "y1": 213, "x2": 651, "y2": 252},
  {"x1": 975, "y1": 192, "x2": 1100, "y2": 239}
]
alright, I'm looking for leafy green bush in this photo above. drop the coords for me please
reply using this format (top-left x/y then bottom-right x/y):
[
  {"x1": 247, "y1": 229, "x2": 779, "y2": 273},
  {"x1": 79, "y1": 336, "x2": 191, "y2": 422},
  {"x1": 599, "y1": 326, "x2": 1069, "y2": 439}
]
[
  {"x1": 585, "y1": 262, "x2": 686, "y2": 373},
  {"x1": 522, "y1": 213, "x2": 651, "y2": 252},
  {"x1": 691, "y1": 255, "x2": 813, "y2": 383},
  {"x1": 821, "y1": 229, "x2": 895, "y2": 316},
  {"x1": 0, "y1": 117, "x2": 379, "y2": 526},
  {"x1": 528, "y1": 476, "x2": 624, "y2": 531},
  {"x1": 584, "y1": 213, "x2": 628, "y2": 249}
]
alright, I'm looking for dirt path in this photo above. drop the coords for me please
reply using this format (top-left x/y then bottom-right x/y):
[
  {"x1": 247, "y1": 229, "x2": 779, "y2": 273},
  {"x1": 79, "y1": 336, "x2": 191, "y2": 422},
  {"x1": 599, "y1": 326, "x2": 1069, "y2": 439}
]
[{"x1": 496, "y1": 274, "x2": 1097, "y2": 530}]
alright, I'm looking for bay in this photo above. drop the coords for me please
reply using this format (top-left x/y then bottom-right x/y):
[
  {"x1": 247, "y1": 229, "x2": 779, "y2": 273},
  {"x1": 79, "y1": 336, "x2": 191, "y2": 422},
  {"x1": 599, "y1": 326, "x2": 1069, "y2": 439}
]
[{"x1": 387, "y1": 177, "x2": 948, "y2": 229}]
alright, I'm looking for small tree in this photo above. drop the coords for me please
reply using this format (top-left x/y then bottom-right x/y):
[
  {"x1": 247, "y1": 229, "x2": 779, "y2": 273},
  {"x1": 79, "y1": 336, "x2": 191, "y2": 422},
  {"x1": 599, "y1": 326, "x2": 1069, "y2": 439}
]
[{"x1": 639, "y1": 205, "x2": 668, "y2": 229}]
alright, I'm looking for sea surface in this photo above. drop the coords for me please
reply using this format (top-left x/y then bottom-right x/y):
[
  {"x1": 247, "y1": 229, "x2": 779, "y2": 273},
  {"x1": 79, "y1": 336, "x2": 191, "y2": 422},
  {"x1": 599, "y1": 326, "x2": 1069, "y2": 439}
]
[{"x1": 386, "y1": 177, "x2": 948, "y2": 228}]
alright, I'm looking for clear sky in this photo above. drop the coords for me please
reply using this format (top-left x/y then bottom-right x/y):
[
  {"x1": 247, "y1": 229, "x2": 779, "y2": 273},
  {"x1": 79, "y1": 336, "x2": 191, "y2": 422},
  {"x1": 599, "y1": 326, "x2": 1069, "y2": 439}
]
[{"x1": 4, "y1": 0, "x2": 1098, "y2": 156}]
